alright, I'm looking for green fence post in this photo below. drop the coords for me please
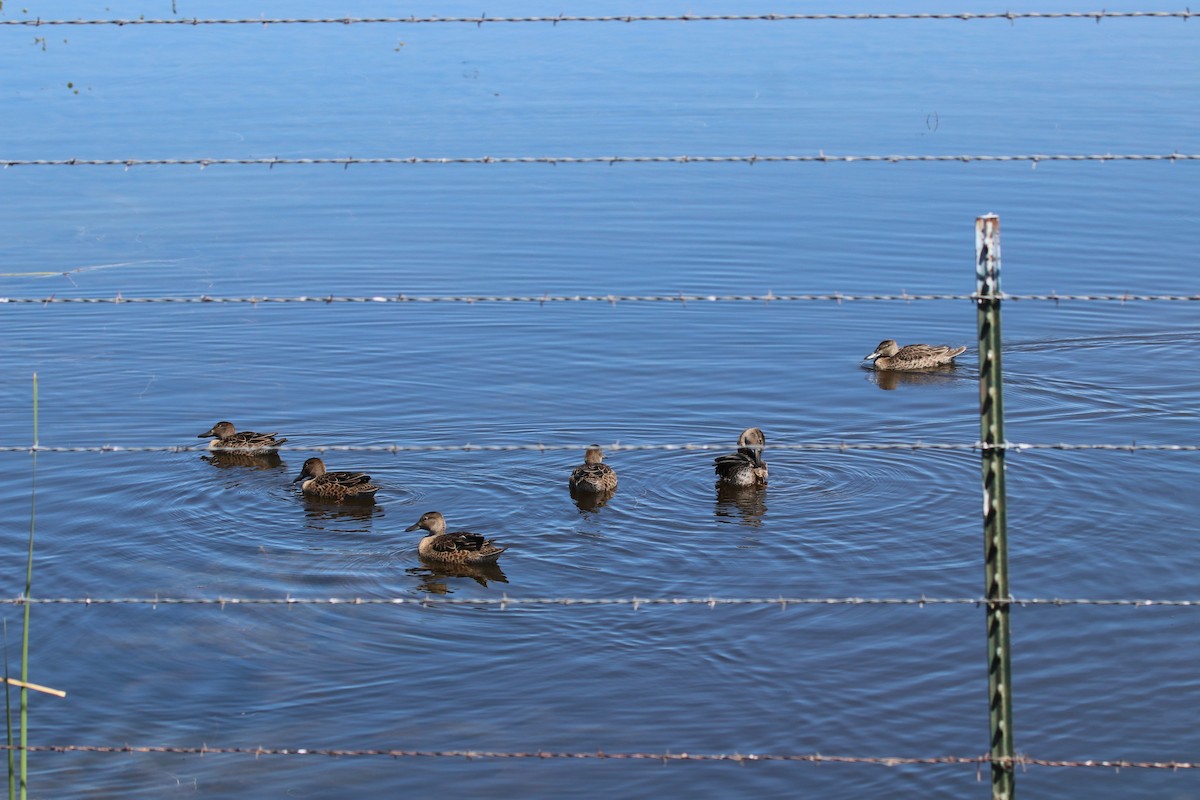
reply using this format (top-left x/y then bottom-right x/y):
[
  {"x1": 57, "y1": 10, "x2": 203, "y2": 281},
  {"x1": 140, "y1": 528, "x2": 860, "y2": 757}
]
[{"x1": 976, "y1": 214, "x2": 1014, "y2": 799}]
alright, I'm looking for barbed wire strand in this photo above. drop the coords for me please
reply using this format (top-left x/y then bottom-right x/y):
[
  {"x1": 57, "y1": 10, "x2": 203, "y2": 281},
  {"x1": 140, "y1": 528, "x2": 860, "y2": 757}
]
[
  {"x1": 2, "y1": 292, "x2": 1199, "y2": 305},
  {"x1": 5, "y1": 596, "x2": 1199, "y2": 607},
  {"x1": 1, "y1": 11, "x2": 1196, "y2": 26},
  {"x1": 0, "y1": 442, "x2": 1195, "y2": 454},
  {"x1": 0, "y1": 744, "x2": 990, "y2": 763},
  {"x1": 0, "y1": 744, "x2": 1194, "y2": 770},
  {"x1": 2, "y1": 154, "x2": 1198, "y2": 169}
]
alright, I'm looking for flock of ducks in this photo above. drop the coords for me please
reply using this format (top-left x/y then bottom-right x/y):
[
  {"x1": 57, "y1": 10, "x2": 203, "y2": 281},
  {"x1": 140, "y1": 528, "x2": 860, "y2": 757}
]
[{"x1": 198, "y1": 338, "x2": 965, "y2": 570}]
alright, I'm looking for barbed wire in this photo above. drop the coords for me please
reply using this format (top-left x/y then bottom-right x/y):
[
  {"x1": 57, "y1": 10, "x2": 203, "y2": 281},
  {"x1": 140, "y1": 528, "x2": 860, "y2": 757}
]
[
  {"x1": 2, "y1": 154, "x2": 1198, "y2": 169},
  {"x1": 0, "y1": 744, "x2": 1195, "y2": 770},
  {"x1": 1, "y1": 292, "x2": 1199, "y2": 305},
  {"x1": 0, "y1": 11, "x2": 1195, "y2": 26},
  {"x1": 0, "y1": 442, "x2": 1195, "y2": 454},
  {"x1": 6, "y1": 596, "x2": 1200, "y2": 608},
  {"x1": 0, "y1": 744, "x2": 990, "y2": 763}
]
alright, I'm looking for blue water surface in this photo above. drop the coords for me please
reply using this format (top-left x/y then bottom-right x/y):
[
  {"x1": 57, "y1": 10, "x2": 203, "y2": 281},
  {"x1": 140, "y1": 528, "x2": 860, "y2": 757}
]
[{"x1": 1, "y1": 2, "x2": 1199, "y2": 798}]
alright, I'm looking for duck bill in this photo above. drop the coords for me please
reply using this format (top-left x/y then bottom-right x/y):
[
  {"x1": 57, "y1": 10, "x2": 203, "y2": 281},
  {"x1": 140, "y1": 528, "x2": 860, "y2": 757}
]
[
  {"x1": 864, "y1": 351, "x2": 880, "y2": 361},
  {"x1": 292, "y1": 471, "x2": 307, "y2": 484},
  {"x1": 198, "y1": 429, "x2": 217, "y2": 438},
  {"x1": 404, "y1": 522, "x2": 422, "y2": 532}
]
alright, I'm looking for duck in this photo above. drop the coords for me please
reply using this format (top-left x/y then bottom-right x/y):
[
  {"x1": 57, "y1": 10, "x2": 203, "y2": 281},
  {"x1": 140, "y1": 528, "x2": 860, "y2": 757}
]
[
  {"x1": 864, "y1": 339, "x2": 967, "y2": 371},
  {"x1": 568, "y1": 445, "x2": 618, "y2": 493},
  {"x1": 714, "y1": 427, "x2": 768, "y2": 488},
  {"x1": 292, "y1": 457, "x2": 379, "y2": 501},
  {"x1": 405, "y1": 511, "x2": 506, "y2": 564},
  {"x1": 197, "y1": 421, "x2": 287, "y2": 454}
]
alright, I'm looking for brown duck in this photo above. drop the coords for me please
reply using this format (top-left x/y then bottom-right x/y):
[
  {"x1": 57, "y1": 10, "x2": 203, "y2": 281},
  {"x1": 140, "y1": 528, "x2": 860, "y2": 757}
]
[
  {"x1": 714, "y1": 427, "x2": 768, "y2": 488},
  {"x1": 864, "y1": 339, "x2": 967, "y2": 371},
  {"x1": 568, "y1": 445, "x2": 618, "y2": 493},
  {"x1": 405, "y1": 511, "x2": 506, "y2": 564},
  {"x1": 292, "y1": 457, "x2": 379, "y2": 502},
  {"x1": 197, "y1": 421, "x2": 287, "y2": 454}
]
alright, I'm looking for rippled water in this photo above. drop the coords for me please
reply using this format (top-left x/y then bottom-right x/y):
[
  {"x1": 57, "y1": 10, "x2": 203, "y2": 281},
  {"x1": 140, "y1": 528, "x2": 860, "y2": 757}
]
[{"x1": 3, "y1": 2, "x2": 1200, "y2": 798}]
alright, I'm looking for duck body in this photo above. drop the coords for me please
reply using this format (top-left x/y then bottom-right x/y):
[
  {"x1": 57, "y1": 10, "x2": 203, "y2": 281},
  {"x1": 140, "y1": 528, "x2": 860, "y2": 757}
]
[
  {"x1": 569, "y1": 445, "x2": 618, "y2": 493},
  {"x1": 864, "y1": 339, "x2": 967, "y2": 371},
  {"x1": 714, "y1": 427, "x2": 768, "y2": 488},
  {"x1": 198, "y1": 421, "x2": 287, "y2": 454},
  {"x1": 406, "y1": 511, "x2": 506, "y2": 564},
  {"x1": 292, "y1": 457, "x2": 379, "y2": 502}
]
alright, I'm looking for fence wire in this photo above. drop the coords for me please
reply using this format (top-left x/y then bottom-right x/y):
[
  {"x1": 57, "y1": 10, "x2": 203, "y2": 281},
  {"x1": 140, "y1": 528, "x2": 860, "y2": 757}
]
[
  {"x1": 1, "y1": 11, "x2": 1196, "y2": 26},
  {"x1": 0, "y1": 744, "x2": 1195, "y2": 771},
  {"x1": 0, "y1": 442, "x2": 1195, "y2": 454},
  {"x1": 2, "y1": 154, "x2": 1198, "y2": 169},
  {"x1": 5, "y1": 596, "x2": 1200, "y2": 608},
  {"x1": 2, "y1": 292, "x2": 1199, "y2": 305}
]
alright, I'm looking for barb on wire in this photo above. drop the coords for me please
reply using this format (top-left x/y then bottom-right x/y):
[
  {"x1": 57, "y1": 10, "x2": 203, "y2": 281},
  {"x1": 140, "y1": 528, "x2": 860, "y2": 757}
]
[
  {"x1": 0, "y1": 744, "x2": 1196, "y2": 770},
  {"x1": 0, "y1": 442, "x2": 1196, "y2": 454},
  {"x1": 6, "y1": 596, "x2": 1200, "y2": 607},
  {"x1": 1, "y1": 154, "x2": 1198, "y2": 169},
  {"x1": 1, "y1": 292, "x2": 1199, "y2": 305},
  {"x1": 0, "y1": 11, "x2": 1195, "y2": 26}
]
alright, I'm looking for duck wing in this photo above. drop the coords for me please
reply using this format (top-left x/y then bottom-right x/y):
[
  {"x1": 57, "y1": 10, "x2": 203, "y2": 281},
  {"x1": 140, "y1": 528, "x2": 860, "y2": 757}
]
[
  {"x1": 433, "y1": 532, "x2": 494, "y2": 553},
  {"x1": 224, "y1": 431, "x2": 286, "y2": 447},
  {"x1": 898, "y1": 344, "x2": 966, "y2": 361},
  {"x1": 569, "y1": 463, "x2": 617, "y2": 490},
  {"x1": 713, "y1": 447, "x2": 764, "y2": 477},
  {"x1": 324, "y1": 471, "x2": 373, "y2": 487}
]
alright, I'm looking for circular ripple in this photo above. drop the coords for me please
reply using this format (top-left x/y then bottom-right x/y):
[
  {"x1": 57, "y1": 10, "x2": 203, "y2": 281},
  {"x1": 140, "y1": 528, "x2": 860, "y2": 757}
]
[{"x1": 136, "y1": 451, "x2": 424, "y2": 597}]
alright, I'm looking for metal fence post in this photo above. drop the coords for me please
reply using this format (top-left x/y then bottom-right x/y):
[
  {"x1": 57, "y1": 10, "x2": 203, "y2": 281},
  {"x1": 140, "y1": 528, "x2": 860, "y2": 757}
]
[{"x1": 976, "y1": 214, "x2": 1015, "y2": 799}]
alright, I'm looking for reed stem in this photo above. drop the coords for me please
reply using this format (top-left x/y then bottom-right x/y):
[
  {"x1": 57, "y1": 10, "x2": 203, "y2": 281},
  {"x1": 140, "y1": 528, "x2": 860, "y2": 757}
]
[
  {"x1": 19, "y1": 374, "x2": 38, "y2": 800},
  {"x1": 5, "y1": 621, "x2": 13, "y2": 800}
]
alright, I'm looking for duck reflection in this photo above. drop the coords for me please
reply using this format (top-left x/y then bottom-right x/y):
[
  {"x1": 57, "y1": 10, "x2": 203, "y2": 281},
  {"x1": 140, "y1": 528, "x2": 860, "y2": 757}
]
[
  {"x1": 867, "y1": 364, "x2": 960, "y2": 391},
  {"x1": 301, "y1": 497, "x2": 382, "y2": 532},
  {"x1": 715, "y1": 485, "x2": 767, "y2": 527},
  {"x1": 201, "y1": 451, "x2": 285, "y2": 470},
  {"x1": 406, "y1": 560, "x2": 509, "y2": 593},
  {"x1": 571, "y1": 486, "x2": 616, "y2": 513}
]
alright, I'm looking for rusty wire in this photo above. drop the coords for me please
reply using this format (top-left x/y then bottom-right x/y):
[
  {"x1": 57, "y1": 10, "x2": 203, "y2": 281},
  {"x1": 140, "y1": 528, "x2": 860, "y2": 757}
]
[
  {"x1": 1, "y1": 292, "x2": 1198, "y2": 304},
  {"x1": 0, "y1": 11, "x2": 1196, "y2": 26},
  {"x1": 1, "y1": 154, "x2": 1198, "y2": 169},
  {"x1": 4, "y1": 596, "x2": 1199, "y2": 608},
  {"x1": 0, "y1": 442, "x2": 1195, "y2": 454},
  {"x1": 0, "y1": 744, "x2": 1195, "y2": 770}
]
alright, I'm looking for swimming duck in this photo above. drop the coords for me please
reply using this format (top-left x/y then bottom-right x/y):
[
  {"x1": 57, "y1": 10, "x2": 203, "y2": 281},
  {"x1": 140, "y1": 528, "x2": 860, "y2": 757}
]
[
  {"x1": 568, "y1": 445, "x2": 618, "y2": 493},
  {"x1": 405, "y1": 511, "x2": 506, "y2": 564},
  {"x1": 714, "y1": 427, "x2": 768, "y2": 488},
  {"x1": 292, "y1": 457, "x2": 379, "y2": 502},
  {"x1": 864, "y1": 339, "x2": 967, "y2": 371},
  {"x1": 197, "y1": 421, "x2": 287, "y2": 453}
]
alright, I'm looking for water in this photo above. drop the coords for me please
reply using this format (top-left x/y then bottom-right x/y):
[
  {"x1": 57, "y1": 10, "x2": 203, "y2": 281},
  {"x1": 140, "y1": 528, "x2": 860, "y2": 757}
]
[{"x1": 2, "y1": 2, "x2": 1199, "y2": 797}]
